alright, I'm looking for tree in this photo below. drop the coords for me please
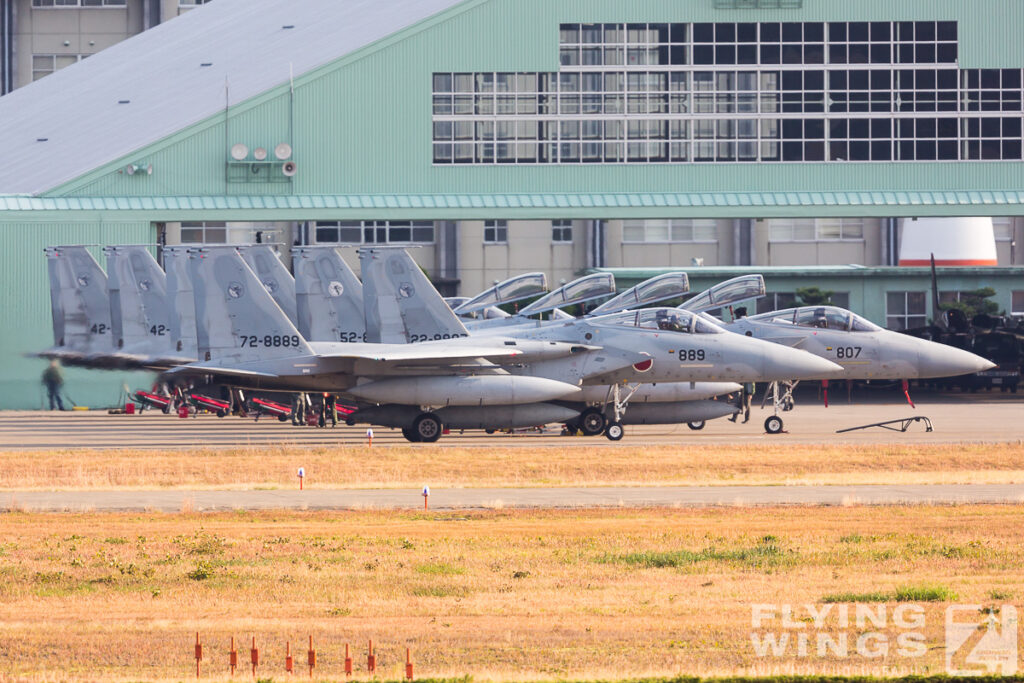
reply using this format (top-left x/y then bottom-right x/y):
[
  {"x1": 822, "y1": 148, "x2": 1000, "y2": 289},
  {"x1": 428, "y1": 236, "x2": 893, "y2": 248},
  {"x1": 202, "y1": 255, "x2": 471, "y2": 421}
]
[
  {"x1": 939, "y1": 287, "x2": 1001, "y2": 319},
  {"x1": 795, "y1": 286, "x2": 835, "y2": 306}
]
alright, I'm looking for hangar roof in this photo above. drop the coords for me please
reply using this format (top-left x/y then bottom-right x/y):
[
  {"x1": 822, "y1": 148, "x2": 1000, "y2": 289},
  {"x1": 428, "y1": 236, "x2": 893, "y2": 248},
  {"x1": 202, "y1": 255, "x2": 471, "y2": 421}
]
[{"x1": 0, "y1": 0, "x2": 467, "y2": 196}]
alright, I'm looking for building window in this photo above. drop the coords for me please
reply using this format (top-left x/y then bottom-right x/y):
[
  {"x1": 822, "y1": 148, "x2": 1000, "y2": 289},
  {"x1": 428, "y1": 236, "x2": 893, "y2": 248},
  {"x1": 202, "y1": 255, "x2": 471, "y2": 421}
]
[
  {"x1": 433, "y1": 20, "x2": 1024, "y2": 165},
  {"x1": 769, "y1": 218, "x2": 864, "y2": 241},
  {"x1": 31, "y1": 54, "x2": 86, "y2": 81},
  {"x1": 552, "y1": 220, "x2": 573, "y2": 243},
  {"x1": 623, "y1": 219, "x2": 717, "y2": 242},
  {"x1": 1012, "y1": 291, "x2": 1024, "y2": 316},
  {"x1": 179, "y1": 0, "x2": 212, "y2": 5},
  {"x1": 484, "y1": 220, "x2": 508, "y2": 244},
  {"x1": 886, "y1": 291, "x2": 927, "y2": 330},
  {"x1": 313, "y1": 221, "x2": 435, "y2": 245},
  {"x1": 32, "y1": 0, "x2": 126, "y2": 6},
  {"x1": 992, "y1": 217, "x2": 1014, "y2": 241},
  {"x1": 755, "y1": 292, "x2": 798, "y2": 313},
  {"x1": 180, "y1": 222, "x2": 228, "y2": 244}
]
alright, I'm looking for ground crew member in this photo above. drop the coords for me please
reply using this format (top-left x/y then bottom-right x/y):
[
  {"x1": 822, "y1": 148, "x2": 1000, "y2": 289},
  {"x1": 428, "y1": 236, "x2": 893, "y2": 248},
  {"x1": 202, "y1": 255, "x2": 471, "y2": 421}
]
[
  {"x1": 42, "y1": 360, "x2": 66, "y2": 411},
  {"x1": 729, "y1": 381, "x2": 754, "y2": 423}
]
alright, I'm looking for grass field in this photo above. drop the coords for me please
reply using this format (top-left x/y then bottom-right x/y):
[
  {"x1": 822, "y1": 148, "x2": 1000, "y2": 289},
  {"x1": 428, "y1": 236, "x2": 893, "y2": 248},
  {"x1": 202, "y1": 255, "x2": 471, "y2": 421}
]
[
  {"x1": 1, "y1": 442, "x2": 1023, "y2": 490},
  {"x1": 1, "y1": 505, "x2": 1021, "y2": 680}
]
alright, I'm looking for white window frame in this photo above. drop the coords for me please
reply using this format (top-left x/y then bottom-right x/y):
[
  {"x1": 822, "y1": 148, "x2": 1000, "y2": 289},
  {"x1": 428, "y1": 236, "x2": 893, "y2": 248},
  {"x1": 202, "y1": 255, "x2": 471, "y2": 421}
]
[
  {"x1": 484, "y1": 220, "x2": 508, "y2": 244},
  {"x1": 622, "y1": 219, "x2": 718, "y2": 243},
  {"x1": 1012, "y1": 290, "x2": 1024, "y2": 317},
  {"x1": 31, "y1": 54, "x2": 86, "y2": 81},
  {"x1": 992, "y1": 217, "x2": 1014, "y2": 242},
  {"x1": 551, "y1": 220, "x2": 574, "y2": 243},
  {"x1": 886, "y1": 290, "x2": 928, "y2": 330},
  {"x1": 769, "y1": 218, "x2": 864, "y2": 242},
  {"x1": 32, "y1": 0, "x2": 126, "y2": 7},
  {"x1": 313, "y1": 221, "x2": 435, "y2": 245}
]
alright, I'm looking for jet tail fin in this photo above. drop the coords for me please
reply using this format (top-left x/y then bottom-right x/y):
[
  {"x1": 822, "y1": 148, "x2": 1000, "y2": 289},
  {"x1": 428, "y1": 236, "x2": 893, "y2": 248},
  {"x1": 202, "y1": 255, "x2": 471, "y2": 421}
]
[
  {"x1": 165, "y1": 246, "x2": 198, "y2": 358},
  {"x1": 44, "y1": 246, "x2": 112, "y2": 354},
  {"x1": 239, "y1": 245, "x2": 298, "y2": 326},
  {"x1": 360, "y1": 247, "x2": 468, "y2": 343},
  {"x1": 292, "y1": 246, "x2": 366, "y2": 342},
  {"x1": 190, "y1": 246, "x2": 313, "y2": 363},
  {"x1": 104, "y1": 246, "x2": 173, "y2": 354}
]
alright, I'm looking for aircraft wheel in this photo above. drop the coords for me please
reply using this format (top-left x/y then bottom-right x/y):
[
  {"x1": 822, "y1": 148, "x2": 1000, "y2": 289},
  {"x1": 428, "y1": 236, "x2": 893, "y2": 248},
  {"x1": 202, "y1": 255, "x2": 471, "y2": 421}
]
[
  {"x1": 277, "y1": 414, "x2": 289, "y2": 422},
  {"x1": 579, "y1": 408, "x2": 607, "y2": 436},
  {"x1": 161, "y1": 403, "x2": 171, "y2": 415},
  {"x1": 605, "y1": 422, "x2": 624, "y2": 441},
  {"x1": 402, "y1": 426, "x2": 421, "y2": 443},
  {"x1": 216, "y1": 409, "x2": 227, "y2": 418},
  {"x1": 412, "y1": 413, "x2": 443, "y2": 443},
  {"x1": 764, "y1": 415, "x2": 784, "y2": 434},
  {"x1": 687, "y1": 420, "x2": 706, "y2": 431}
]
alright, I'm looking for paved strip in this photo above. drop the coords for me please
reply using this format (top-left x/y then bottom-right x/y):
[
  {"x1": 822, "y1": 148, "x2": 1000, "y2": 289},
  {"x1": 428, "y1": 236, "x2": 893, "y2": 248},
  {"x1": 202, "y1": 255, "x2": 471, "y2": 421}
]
[
  {"x1": 3, "y1": 484, "x2": 1023, "y2": 513},
  {"x1": 1, "y1": 396, "x2": 1023, "y2": 450}
]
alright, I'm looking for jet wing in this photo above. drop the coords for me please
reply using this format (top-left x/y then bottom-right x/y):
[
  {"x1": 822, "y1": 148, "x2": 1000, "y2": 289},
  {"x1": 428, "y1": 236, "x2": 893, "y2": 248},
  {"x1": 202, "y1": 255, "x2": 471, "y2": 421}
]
[{"x1": 163, "y1": 365, "x2": 281, "y2": 379}]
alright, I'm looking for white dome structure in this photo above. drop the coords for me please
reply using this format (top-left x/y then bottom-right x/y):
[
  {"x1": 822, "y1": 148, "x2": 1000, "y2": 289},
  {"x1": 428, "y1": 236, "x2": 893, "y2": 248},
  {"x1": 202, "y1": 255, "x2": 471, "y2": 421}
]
[{"x1": 898, "y1": 217, "x2": 998, "y2": 266}]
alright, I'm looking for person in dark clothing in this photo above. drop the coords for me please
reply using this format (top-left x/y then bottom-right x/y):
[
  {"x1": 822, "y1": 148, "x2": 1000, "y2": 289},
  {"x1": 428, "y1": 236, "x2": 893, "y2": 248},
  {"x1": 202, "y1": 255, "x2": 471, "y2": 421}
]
[{"x1": 42, "y1": 360, "x2": 66, "y2": 411}]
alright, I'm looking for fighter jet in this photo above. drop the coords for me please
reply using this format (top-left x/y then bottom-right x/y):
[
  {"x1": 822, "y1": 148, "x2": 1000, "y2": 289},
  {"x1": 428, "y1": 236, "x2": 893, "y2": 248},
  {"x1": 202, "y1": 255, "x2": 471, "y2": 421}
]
[
  {"x1": 291, "y1": 246, "x2": 365, "y2": 342},
  {"x1": 356, "y1": 248, "x2": 843, "y2": 439},
  {"x1": 166, "y1": 246, "x2": 663, "y2": 440},
  {"x1": 40, "y1": 245, "x2": 114, "y2": 366},
  {"x1": 727, "y1": 305, "x2": 995, "y2": 422}
]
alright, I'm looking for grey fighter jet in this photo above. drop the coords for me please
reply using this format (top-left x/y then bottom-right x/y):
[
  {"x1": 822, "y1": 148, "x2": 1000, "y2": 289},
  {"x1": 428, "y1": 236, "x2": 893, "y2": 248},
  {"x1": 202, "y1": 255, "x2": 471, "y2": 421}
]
[
  {"x1": 167, "y1": 246, "x2": 660, "y2": 440},
  {"x1": 356, "y1": 248, "x2": 843, "y2": 440},
  {"x1": 721, "y1": 305, "x2": 994, "y2": 432}
]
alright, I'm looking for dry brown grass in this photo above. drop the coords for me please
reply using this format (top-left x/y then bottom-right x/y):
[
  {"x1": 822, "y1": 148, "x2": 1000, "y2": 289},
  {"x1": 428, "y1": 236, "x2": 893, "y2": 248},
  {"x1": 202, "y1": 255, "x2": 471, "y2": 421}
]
[
  {"x1": 0, "y1": 505, "x2": 1022, "y2": 680},
  {"x1": 1, "y1": 443, "x2": 1023, "y2": 490}
]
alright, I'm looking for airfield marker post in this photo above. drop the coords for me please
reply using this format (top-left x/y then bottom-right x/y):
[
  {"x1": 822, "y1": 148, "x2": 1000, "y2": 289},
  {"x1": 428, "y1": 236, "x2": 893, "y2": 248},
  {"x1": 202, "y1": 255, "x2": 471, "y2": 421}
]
[
  {"x1": 344, "y1": 642, "x2": 352, "y2": 677},
  {"x1": 229, "y1": 637, "x2": 238, "y2": 677},
  {"x1": 405, "y1": 648, "x2": 413, "y2": 680},
  {"x1": 366, "y1": 427, "x2": 374, "y2": 447},
  {"x1": 422, "y1": 485, "x2": 430, "y2": 510},
  {"x1": 298, "y1": 467, "x2": 305, "y2": 491},
  {"x1": 285, "y1": 641, "x2": 293, "y2": 674},
  {"x1": 307, "y1": 636, "x2": 316, "y2": 678},
  {"x1": 194, "y1": 632, "x2": 203, "y2": 679},
  {"x1": 250, "y1": 637, "x2": 259, "y2": 678},
  {"x1": 367, "y1": 639, "x2": 376, "y2": 673}
]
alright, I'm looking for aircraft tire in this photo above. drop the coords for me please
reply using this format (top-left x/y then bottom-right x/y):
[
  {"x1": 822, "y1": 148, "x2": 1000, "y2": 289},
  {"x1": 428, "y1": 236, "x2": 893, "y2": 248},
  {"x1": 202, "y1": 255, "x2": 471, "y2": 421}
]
[
  {"x1": 764, "y1": 415, "x2": 783, "y2": 434},
  {"x1": 216, "y1": 409, "x2": 227, "y2": 418},
  {"x1": 413, "y1": 413, "x2": 443, "y2": 443},
  {"x1": 579, "y1": 408, "x2": 607, "y2": 436},
  {"x1": 605, "y1": 421, "x2": 624, "y2": 441},
  {"x1": 402, "y1": 426, "x2": 421, "y2": 443},
  {"x1": 687, "y1": 420, "x2": 706, "y2": 430},
  {"x1": 161, "y1": 403, "x2": 171, "y2": 415},
  {"x1": 278, "y1": 414, "x2": 289, "y2": 422}
]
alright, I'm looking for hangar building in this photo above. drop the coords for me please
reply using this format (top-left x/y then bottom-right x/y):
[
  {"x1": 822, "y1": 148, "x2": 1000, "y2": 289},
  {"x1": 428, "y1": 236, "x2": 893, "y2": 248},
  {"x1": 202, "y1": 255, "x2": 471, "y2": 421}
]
[{"x1": 1, "y1": 0, "x2": 1023, "y2": 407}]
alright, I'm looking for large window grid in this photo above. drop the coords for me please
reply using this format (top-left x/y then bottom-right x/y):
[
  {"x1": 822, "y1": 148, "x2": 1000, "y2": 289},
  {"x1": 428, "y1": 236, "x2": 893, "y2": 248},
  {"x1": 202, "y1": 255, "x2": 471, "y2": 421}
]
[
  {"x1": 32, "y1": 0, "x2": 125, "y2": 6},
  {"x1": 434, "y1": 20, "x2": 1024, "y2": 165},
  {"x1": 768, "y1": 218, "x2": 864, "y2": 241},
  {"x1": 313, "y1": 221, "x2": 435, "y2": 245},
  {"x1": 32, "y1": 54, "x2": 86, "y2": 81},
  {"x1": 623, "y1": 219, "x2": 718, "y2": 243},
  {"x1": 886, "y1": 291, "x2": 928, "y2": 330}
]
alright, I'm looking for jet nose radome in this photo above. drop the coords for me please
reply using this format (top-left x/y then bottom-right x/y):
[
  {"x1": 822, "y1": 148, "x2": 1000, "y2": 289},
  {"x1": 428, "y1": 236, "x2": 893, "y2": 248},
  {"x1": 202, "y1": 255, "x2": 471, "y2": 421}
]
[
  {"x1": 762, "y1": 343, "x2": 844, "y2": 381},
  {"x1": 917, "y1": 341, "x2": 996, "y2": 379}
]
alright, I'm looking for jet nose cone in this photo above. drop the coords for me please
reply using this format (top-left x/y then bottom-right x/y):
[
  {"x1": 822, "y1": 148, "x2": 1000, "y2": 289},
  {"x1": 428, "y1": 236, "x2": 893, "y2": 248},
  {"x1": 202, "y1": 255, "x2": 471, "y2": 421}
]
[
  {"x1": 920, "y1": 344, "x2": 996, "y2": 378},
  {"x1": 765, "y1": 345, "x2": 844, "y2": 381}
]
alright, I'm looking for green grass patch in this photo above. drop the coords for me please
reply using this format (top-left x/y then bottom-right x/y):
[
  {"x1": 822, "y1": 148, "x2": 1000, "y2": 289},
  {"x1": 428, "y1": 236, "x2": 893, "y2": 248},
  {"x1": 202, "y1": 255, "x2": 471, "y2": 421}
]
[
  {"x1": 414, "y1": 562, "x2": 465, "y2": 576},
  {"x1": 823, "y1": 583, "x2": 958, "y2": 603},
  {"x1": 410, "y1": 583, "x2": 470, "y2": 598},
  {"x1": 599, "y1": 540, "x2": 794, "y2": 571}
]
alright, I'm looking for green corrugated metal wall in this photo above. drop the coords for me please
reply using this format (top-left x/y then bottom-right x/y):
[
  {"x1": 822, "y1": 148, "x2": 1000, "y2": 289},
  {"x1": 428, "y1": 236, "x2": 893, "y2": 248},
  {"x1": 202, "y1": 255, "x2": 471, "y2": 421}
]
[
  {"x1": 45, "y1": 0, "x2": 1024, "y2": 202},
  {"x1": 0, "y1": 221, "x2": 154, "y2": 410}
]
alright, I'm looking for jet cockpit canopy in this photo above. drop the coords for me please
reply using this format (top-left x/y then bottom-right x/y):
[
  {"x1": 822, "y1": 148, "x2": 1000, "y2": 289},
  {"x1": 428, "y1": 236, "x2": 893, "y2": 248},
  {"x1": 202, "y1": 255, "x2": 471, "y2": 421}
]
[
  {"x1": 591, "y1": 308, "x2": 725, "y2": 334},
  {"x1": 749, "y1": 306, "x2": 882, "y2": 332}
]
